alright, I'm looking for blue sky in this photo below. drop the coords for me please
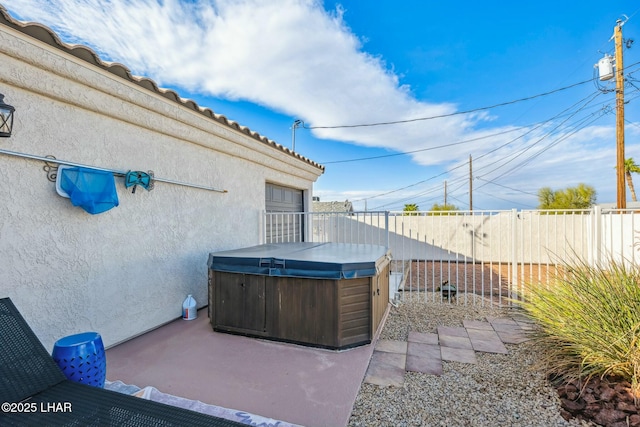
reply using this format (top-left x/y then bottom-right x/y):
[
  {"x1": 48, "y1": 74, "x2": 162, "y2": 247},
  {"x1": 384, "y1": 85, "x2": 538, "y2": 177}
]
[{"x1": 4, "y1": 0, "x2": 640, "y2": 211}]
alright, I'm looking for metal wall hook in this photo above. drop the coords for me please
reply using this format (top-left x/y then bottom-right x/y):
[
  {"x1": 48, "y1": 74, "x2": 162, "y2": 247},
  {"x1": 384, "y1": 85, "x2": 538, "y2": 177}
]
[{"x1": 43, "y1": 155, "x2": 58, "y2": 182}]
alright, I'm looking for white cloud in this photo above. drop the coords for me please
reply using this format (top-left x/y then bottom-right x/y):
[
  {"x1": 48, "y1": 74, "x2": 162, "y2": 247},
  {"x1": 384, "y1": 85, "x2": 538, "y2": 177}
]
[
  {"x1": 5, "y1": 0, "x2": 633, "y2": 209},
  {"x1": 5, "y1": 0, "x2": 474, "y2": 151}
]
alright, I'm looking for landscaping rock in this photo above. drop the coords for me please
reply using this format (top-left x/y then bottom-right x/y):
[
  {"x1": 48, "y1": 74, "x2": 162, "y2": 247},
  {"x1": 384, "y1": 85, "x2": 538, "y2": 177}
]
[
  {"x1": 349, "y1": 296, "x2": 591, "y2": 426},
  {"x1": 619, "y1": 401, "x2": 638, "y2": 412},
  {"x1": 593, "y1": 409, "x2": 627, "y2": 426},
  {"x1": 557, "y1": 376, "x2": 639, "y2": 426},
  {"x1": 600, "y1": 385, "x2": 617, "y2": 402},
  {"x1": 562, "y1": 398, "x2": 586, "y2": 412}
]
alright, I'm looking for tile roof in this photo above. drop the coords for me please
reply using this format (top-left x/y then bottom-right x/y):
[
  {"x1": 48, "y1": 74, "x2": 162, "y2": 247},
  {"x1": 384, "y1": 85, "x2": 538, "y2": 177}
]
[
  {"x1": 312, "y1": 200, "x2": 353, "y2": 212},
  {"x1": 0, "y1": 6, "x2": 324, "y2": 173}
]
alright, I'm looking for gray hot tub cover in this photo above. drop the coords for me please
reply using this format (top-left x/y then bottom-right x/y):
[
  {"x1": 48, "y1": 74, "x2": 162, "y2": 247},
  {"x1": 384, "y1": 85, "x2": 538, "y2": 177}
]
[{"x1": 208, "y1": 242, "x2": 390, "y2": 280}]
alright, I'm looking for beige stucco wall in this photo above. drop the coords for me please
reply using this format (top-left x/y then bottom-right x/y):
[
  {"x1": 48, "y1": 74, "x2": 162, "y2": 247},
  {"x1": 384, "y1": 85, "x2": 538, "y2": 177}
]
[{"x1": 0, "y1": 24, "x2": 322, "y2": 350}]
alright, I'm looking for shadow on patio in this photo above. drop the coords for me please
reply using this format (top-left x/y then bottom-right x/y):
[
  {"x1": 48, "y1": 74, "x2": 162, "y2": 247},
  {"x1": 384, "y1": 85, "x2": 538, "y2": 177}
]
[{"x1": 105, "y1": 308, "x2": 375, "y2": 427}]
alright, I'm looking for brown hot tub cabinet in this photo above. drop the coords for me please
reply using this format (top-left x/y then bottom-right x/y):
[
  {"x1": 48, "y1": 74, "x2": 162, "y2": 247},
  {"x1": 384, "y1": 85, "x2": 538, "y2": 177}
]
[{"x1": 207, "y1": 242, "x2": 391, "y2": 349}]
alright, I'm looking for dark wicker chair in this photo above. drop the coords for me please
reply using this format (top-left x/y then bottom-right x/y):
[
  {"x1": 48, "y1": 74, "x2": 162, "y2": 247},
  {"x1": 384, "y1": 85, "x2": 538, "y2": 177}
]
[{"x1": 0, "y1": 297, "x2": 244, "y2": 426}]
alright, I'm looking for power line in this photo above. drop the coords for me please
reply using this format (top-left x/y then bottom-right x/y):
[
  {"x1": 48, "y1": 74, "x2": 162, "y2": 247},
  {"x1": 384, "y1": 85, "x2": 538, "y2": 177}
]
[
  {"x1": 504, "y1": 106, "x2": 607, "y2": 173},
  {"x1": 474, "y1": 189, "x2": 537, "y2": 209},
  {"x1": 352, "y1": 165, "x2": 455, "y2": 204},
  {"x1": 466, "y1": 106, "x2": 608, "y2": 205},
  {"x1": 343, "y1": 94, "x2": 609, "y2": 209},
  {"x1": 319, "y1": 80, "x2": 628, "y2": 165},
  {"x1": 475, "y1": 177, "x2": 538, "y2": 197},
  {"x1": 365, "y1": 91, "x2": 605, "y2": 208},
  {"x1": 473, "y1": 92, "x2": 605, "y2": 183},
  {"x1": 348, "y1": 48, "x2": 640, "y2": 210},
  {"x1": 474, "y1": 109, "x2": 607, "y2": 193},
  {"x1": 302, "y1": 61, "x2": 640, "y2": 138},
  {"x1": 320, "y1": 126, "x2": 527, "y2": 164},
  {"x1": 349, "y1": 60, "x2": 640, "y2": 209},
  {"x1": 469, "y1": 91, "x2": 612, "y2": 170},
  {"x1": 322, "y1": 95, "x2": 610, "y2": 165},
  {"x1": 369, "y1": 91, "x2": 609, "y2": 210},
  {"x1": 447, "y1": 194, "x2": 468, "y2": 207},
  {"x1": 625, "y1": 118, "x2": 640, "y2": 130},
  {"x1": 304, "y1": 78, "x2": 595, "y2": 130},
  {"x1": 625, "y1": 7, "x2": 640, "y2": 23}
]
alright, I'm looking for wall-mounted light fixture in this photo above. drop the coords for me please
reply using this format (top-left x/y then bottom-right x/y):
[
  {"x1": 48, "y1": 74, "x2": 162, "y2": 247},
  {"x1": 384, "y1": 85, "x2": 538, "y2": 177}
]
[{"x1": 0, "y1": 93, "x2": 15, "y2": 137}]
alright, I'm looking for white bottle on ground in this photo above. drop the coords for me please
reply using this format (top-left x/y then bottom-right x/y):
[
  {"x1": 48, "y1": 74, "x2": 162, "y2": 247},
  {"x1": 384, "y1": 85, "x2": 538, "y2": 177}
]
[{"x1": 182, "y1": 294, "x2": 197, "y2": 320}]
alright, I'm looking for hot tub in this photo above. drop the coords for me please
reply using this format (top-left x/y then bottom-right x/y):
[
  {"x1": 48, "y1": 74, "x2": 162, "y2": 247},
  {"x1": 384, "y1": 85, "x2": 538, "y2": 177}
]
[{"x1": 207, "y1": 242, "x2": 391, "y2": 349}]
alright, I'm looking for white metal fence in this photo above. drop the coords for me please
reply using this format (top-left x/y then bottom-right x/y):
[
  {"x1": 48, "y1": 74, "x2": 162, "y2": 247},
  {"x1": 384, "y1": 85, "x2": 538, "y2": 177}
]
[{"x1": 263, "y1": 208, "x2": 640, "y2": 307}]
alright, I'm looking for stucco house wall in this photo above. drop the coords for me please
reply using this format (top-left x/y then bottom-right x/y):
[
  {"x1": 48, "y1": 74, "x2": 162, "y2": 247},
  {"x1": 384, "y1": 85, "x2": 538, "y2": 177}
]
[{"x1": 0, "y1": 10, "x2": 323, "y2": 350}]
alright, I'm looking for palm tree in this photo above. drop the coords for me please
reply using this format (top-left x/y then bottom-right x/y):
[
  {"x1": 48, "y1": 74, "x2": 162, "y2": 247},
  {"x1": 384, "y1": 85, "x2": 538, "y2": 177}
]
[{"x1": 625, "y1": 158, "x2": 640, "y2": 202}]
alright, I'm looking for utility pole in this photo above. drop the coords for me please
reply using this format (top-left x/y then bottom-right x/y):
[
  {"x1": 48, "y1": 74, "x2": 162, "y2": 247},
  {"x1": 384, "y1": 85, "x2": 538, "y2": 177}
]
[
  {"x1": 444, "y1": 180, "x2": 447, "y2": 206},
  {"x1": 469, "y1": 155, "x2": 473, "y2": 211},
  {"x1": 614, "y1": 19, "x2": 626, "y2": 209}
]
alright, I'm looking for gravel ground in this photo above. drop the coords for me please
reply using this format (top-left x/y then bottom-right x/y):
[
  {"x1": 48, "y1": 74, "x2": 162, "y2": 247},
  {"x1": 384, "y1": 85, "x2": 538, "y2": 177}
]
[{"x1": 347, "y1": 294, "x2": 595, "y2": 427}]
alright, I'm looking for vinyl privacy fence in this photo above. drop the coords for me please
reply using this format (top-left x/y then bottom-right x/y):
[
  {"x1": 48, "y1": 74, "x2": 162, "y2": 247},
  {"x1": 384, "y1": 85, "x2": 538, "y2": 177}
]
[{"x1": 263, "y1": 208, "x2": 640, "y2": 307}]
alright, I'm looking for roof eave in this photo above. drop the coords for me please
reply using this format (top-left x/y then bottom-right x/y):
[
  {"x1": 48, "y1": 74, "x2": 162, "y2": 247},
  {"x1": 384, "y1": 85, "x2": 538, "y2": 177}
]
[{"x1": 0, "y1": 5, "x2": 325, "y2": 173}]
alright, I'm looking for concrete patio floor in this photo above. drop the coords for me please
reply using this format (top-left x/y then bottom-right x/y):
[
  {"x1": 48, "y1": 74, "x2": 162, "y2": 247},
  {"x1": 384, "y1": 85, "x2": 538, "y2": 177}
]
[{"x1": 105, "y1": 308, "x2": 375, "y2": 427}]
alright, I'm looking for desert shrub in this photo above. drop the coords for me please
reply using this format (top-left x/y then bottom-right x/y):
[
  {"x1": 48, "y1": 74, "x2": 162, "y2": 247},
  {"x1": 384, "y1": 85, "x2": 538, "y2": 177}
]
[{"x1": 519, "y1": 256, "x2": 640, "y2": 397}]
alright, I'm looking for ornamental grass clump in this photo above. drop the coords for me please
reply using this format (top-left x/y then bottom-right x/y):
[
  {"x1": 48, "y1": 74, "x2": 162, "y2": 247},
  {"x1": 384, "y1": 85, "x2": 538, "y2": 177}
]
[{"x1": 519, "y1": 256, "x2": 640, "y2": 399}]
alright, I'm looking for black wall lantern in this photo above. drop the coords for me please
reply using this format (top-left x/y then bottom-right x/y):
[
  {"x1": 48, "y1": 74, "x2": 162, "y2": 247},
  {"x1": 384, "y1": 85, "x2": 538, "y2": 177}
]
[{"x1": 0, "y1": 93, "x2": 15, "y2": 137}]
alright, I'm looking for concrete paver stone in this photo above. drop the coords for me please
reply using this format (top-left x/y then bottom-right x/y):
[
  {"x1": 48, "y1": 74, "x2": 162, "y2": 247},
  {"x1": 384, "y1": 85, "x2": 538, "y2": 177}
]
[
  {"x1": 462, "y1": 320, "x2": 494, "y2": 330},
  {"x1": 440, "y1": 346, "x2": 477, "y2": 364},
  {"x1": 370, "y1": 350, "x2": 407, "y2": 369},
  {"x1": 490, "y1": 322, "x2": 523, "y2": 333},
  {"x1": 497, "y1": 331, "x2": 530, "y2": 344},
  {"x1": 364, "y1": 363, "x2": 405, "y2": 387},
  {"x1": 375, "y1": 339, "x2": 408, "y2": 354},
  {"x1": 437, "y1": 326, "x2": 468, "y2": 337},
  {"x1": 466, "y1": 328, "x2": 500, "y2": 341},
  {"x1": 408, "y1": 331, "x2": 439, "y2": 345},
  {"x1": 487, "y1": 317, "x2": 519, "y2": 326},
  {"x1": 365, "y1": 316, "x2": 532, "y2": 389},
  {"x1": 406, "y1": 355, "x2": 443, "y2": 375},
  {"x1": 438, "y1": 334, "x2": 473, "y2": 350},
  {"x1": 470, "y1": 339, "x2": 509, "y2": 354},
  {"x1": 407, "y1": 342, "x2": 441, "y2": 359},
  {"x1": 364, "y1": 351, "x2": 406, "y2": 387}
]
